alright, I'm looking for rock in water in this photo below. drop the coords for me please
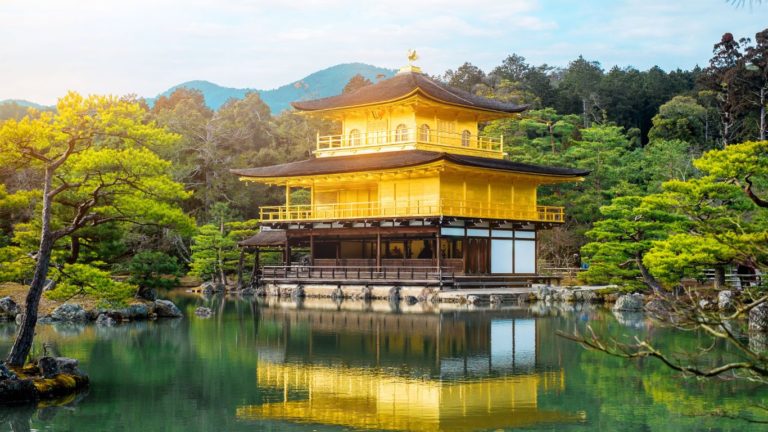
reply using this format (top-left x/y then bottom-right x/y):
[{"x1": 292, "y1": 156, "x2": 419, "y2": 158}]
[
  {"x1": 360, "y1": 286, "x2": 373, "y2": 301},
  {"x1": 154, "y1": 300, "x2": 182, "y2": 318},
  {"x1": 718, "y1": 290, "x2": 736, "y2": 312},
  {"x1": 200, "y1": 282, "x2": 215, "y2": 296},
  {"x1": 387, "y1": 287, "x2": 400, "y2": 303},
  {"x1": 38, "y1": 357, "x2": 60, "y2": 378},
  {"x1": 194, "y1": 307, "x2": 213, "y2": 318},
  {"x1": 330, "y1": 287, "x2": 344, "y2": 300},
  {"x1": 0, "y1": 364, "x2": 17, "y2": 381},
  {"x1": 123, "y1": 303, "x2": 150, "y2": 320},
  {"x1": 560, "y1": 290, "x2": 576, "y2": 303},
  {"x1": 404, "y1": 296, "x2": 418, "y2": 305},
  {"x1": 489, "y1": 294, "x2": 503, "y2": 305},
  {"x1": 0, "y1": 297, "x2": 20, "y2": 320},
  {"x1": 749, "y1": 302, "x2": 768, "y2": 332},
  {"x1": 613, "y1": 294, "x2": 644, "y2": 312},
  {"x1": 95, "y1": 314, "x2": 116, "y2": 326},
  {"x1": 53, "y1": 357, "x2": 84, "y2": 376},
  {"x1": 291, "y1": 285, "x2": 305, "y2": 300},
  {"x1": 50, "y1": 304, "x2": 88, "y2": 322},
  {"x1": 534, "y1": 286, "x2": 551, "y2": 300}
]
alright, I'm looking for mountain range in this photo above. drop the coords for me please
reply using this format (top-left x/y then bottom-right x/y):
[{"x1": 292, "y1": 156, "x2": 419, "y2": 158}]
[{"x1": 1, "y1": 63, "x2": 396, "y2": 115}]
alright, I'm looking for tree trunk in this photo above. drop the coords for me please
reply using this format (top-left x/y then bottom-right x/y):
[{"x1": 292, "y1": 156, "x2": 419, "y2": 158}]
[
  {"x1": 236, "y1": 249, "x2": 245, "y2": 289},
  {"x1": 7, "y1": 170, "x2": 55, "y2": 366},
  {"x1": 217, "y1": 249, "x2": 228, "y2": 287},
  {"x1": 66, "y1": 235, "x2": 80, "y2": 264},
  {"x1": 636, "y1": 256, "x2": 664, "y2": 294},
  {"x1": 760, "y1": 86, "x2": 765, "y2": 141},
  {"x1": 582, "y1": 98, "x2": 590, "y2": 128}
]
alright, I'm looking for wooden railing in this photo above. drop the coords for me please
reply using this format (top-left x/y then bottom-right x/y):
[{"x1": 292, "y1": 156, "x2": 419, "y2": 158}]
[
  {"x1": 260, "y1": 199, "x2": 564, "y2": 223},
  {"x1": 316, "y1": 128, "x2": 503, "y2": 157}
]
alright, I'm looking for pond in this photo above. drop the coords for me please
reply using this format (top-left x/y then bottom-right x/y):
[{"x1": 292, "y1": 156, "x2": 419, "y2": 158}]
[{"x1": 0, "y1": 294, "x2": 765, "y2": 431}]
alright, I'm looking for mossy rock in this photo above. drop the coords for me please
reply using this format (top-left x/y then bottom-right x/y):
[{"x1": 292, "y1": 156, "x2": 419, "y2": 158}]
[{"x1": 1, "y1": 360, "x2": 89, "y2": 405}]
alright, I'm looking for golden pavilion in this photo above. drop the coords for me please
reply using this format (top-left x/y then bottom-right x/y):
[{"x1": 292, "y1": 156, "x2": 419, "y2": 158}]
[{"x1": 232, "y1": 58, "x2": 587, "y2": 288}]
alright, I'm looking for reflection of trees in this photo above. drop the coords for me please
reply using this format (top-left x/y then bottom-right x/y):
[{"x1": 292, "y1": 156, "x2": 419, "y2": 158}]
[
  {"x1": 21, "y1": 296, "x2": 270, "y2": 432},
  {"x1": 551, "y1": 309, "x2": 768, "y2": 429}
]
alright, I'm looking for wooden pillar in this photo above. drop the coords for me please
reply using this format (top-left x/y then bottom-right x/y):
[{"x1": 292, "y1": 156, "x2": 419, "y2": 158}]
[
  {"x1": 309, "y1": 231, "x2": 315, "y2": 266},
  {"x1": 436, "y1": 229, "x2": 442, "y2": 270},
  {"x1": 462, "y1": 226, "x2": 468, "y2": 274},
  {"x1": 286, "y1": 240, "x2": 292, "y2": 267},
  {"x1": 376, "y1": 231, "x2": 381, "y2": 271},
  {"x1": 335, "y1": 238, "x2": 340, "y2": 265}
]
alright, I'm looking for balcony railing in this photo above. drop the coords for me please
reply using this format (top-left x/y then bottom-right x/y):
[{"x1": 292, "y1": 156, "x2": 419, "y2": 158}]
[
  {"x1": 259, "y1": 199, "x2": 564, "y2": 223},
  {"x1": 315, "y1": 128, "x2": 503, "y2": 157}
]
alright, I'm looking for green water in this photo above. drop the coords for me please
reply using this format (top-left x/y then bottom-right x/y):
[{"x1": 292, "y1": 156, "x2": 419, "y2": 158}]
[{"x1": 0, "y1": 294, "x2": 765, "y2": 431}]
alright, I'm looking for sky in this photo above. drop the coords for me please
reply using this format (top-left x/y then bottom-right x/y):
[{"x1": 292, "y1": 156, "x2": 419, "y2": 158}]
[{"x1": 1, "y1": 0, "x2": 766, "y2": 105}]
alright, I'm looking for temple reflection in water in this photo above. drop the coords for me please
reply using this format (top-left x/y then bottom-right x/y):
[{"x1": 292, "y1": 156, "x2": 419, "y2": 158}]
[{"x1": 237, "y1": 300, "x2": 584, "y2": 431}]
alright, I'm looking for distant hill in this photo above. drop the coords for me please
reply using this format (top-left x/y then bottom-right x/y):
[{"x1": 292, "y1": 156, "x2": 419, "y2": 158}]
[
  {"x1": 2, "y1": 63, "x2": 397, "y2": 116},
  {"x1": 0, "y1": 99, "x2": 54, "y2": 121},
  {"x1": 148, "y1": 63, "x2": 396, "y2": 113},
  {"x1": 0, "y1": 99, "x2": 50, "y2": 110}
]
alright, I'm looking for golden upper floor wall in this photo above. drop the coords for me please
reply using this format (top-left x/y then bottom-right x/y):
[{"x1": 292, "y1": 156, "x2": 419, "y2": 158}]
[
  {"x1": 292, "y1": 69, "x2": 527, "y2": 159},
  {"x1": 280, "y1": 164, "x2": 557, "y2": 223}
]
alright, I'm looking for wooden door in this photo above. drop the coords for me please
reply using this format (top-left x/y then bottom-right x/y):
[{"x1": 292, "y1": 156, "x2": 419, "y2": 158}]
[{"x1": 466, "y1": 238, "x2": 489, "y2": 274}]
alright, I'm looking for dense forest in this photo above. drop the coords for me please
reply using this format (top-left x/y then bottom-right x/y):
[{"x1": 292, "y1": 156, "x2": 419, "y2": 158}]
[{"x1": 0, "y1": 28, "x2": 766, "y2": 309}]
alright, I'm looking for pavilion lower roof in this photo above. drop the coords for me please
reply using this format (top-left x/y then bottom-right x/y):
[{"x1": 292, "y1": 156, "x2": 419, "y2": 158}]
[
  {"x1": 238, "y1": 230, "x2": 287, "y2": 247},
  {"x1": 230, "y1": 150, "x2": 590, "y2": 179}
]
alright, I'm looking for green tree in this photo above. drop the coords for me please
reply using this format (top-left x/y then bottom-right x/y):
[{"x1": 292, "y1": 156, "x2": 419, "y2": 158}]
[
  {"x1": 190, "y1": 224, "x2": 236, "y2": 285},
  {"x1": 700, "y1": 32, "x2": 752, "y2": 146},
  {"x1": 342, "y1": 74, "x2": 373, "y2": 94},
  {"x1": 442, "y1": 62, "x2": 486, "y2": 92},
  {"x1": 558, "y1": 56, "x2": 604, "y2": 127},
  {"x1": 581, "y1": 196, "x2": 685, "y2": 291},
  {"x1": 648, "y1": 96, "x2": 709, "y2": 148},
  {"x1": 46, "y1": 263, "x2": 136, "y2": 306},
  {"x1": 694, "y1": 140, "x2": 768, "y2": 208},
  {"x1": 0, "y1": 92, "x2": 193, "y2": 366},
  {"x1": 744, "y1": 28, "x2": 768, "y2": 140},
  {"x1": 127, "y1": 251, "x2": 182, "y2": 300},
  {"x1": 641, "y1": 139, "x2": 697, "y2": 193},
  {"x1": 563, "y1": 125, "x2": 643, "y2": 223},
  {"x1": 644, "y1": 178, "x2": 765, "y2": 288}
]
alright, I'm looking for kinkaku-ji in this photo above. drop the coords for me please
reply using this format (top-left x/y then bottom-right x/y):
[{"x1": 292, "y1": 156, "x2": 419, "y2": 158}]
[{"x1": 232, "y1": 55, "x2": 588, "y2": 294}]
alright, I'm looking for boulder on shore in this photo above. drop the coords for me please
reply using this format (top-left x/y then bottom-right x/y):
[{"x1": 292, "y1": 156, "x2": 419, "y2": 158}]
[
  {"x1": 749, "y1": 302, "x2": 768, "y2": 333},
  {"x1": 0, "y1": 297, "x2": 20, "y2": 320},
  {"x1": 50, "y1": 304, "x2": 88, "y2": 322},
  {"x1": 154, "y1": 299, "x2": 182, "y2": 318},
  {"x1": 718, "y1": 290, "x2": 736, "y2": 312},
  {"x1": 613, "y1": 294, "x2": 644, "y2": 312},
  {"x1": 95, "y1": 314, "x2": 116, "y2": 327},
  {"x1": 120, "y1": 303, "x2": 150, "y2": 320}
]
